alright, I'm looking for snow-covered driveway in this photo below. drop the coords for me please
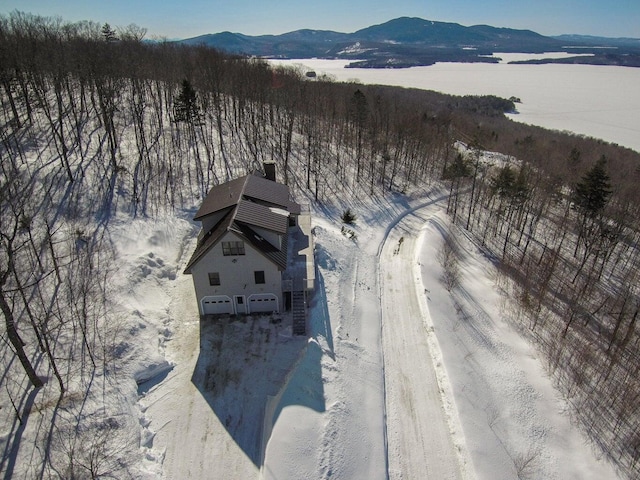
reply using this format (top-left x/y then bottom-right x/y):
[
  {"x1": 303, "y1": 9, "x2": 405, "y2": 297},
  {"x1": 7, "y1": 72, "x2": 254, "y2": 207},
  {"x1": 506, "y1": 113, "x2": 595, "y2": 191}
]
[{"x1": 379, "y1": 200, "x2": 468, "y2": 480}]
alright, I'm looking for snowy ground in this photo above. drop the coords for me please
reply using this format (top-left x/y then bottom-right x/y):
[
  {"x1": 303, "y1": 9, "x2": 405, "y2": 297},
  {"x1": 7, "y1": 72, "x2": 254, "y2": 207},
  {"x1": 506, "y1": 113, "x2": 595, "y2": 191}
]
[{"x1": 129, "y1": 188, "x2": 619, "y2": 479}]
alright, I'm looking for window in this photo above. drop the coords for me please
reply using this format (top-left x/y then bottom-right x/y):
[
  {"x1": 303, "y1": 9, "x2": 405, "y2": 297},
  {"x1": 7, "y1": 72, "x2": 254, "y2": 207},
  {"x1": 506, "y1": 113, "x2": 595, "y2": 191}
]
[
  {"x1": 208, "y1": 272, "x2": 220, "y2": 286},
  {"x1": 254, "y1": 271, "x2": 265, "y2": 284},
  {"x1": 222, "y1": 240, "x2": 245, "y2": 256}
]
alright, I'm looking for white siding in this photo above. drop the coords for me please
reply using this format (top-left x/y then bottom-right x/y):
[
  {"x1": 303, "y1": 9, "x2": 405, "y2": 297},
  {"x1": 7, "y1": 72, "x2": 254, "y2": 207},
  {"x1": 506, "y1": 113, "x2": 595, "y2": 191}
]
[
  {"x1": 190, "y1": 231, "x2": 282, "y2": 315},
  {"x1": 249, "y1": 226, "x2": 281, "y2": 250}
]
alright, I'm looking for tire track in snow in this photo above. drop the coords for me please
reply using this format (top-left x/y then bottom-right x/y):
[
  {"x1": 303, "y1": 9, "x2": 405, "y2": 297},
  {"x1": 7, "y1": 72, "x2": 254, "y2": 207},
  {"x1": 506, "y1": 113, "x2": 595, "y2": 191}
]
[{"x1": 377, "y1": 192, "x2": 470, "y2": 480}]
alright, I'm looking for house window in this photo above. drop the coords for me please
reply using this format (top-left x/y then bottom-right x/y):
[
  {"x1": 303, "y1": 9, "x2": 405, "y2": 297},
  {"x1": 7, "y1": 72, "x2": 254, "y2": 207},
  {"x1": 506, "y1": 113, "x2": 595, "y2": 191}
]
[
  {"x1": 222, "y1": 241, "x2": 245, "y2": 256},
  {"x1": 208, "y1": 272, "x2": 220, "y2": 286},
  {"x1": 254, "y1": 271, "x2": 265, "y2": 284}
]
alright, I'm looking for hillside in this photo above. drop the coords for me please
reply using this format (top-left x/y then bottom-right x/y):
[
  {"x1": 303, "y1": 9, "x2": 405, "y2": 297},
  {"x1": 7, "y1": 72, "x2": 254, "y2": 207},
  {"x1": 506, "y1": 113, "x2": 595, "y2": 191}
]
[
  {"x1": 179, "y1": 16, "x2": 640, "y2": 68},
  {"x1": 1, "y1": 12, "x2": 640, "y2": 479}
]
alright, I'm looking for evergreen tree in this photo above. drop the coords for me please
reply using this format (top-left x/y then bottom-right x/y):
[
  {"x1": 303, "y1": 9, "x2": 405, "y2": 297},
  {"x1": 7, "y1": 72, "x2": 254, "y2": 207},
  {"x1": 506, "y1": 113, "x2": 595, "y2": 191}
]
[
  {"x1": 572, "y1": 155, "x2": 613, "y2": 258},
  {"x1": 349, "y1": 89, "x2": 368, "y2": 127},
  {"x1": 101, "y1": 23, "x2": 118, "y2": 42},
  {"x1": 573, "y1": 156, "x2": 612, "y2": 219},
  {"x1": 443, "y1": 153, "x2": 471, "y2": 181},
  {"x1": 491, "y1": 165, "x2": 516, "y2": 198},
  {"x1": 173, "y1": 79, "x2": 202, "y2": 124},
  {"x1": 567, "y1": 146, "x2": 581, "y2": 168},
  {"x1": 443, "y1": 153, "x2": 471, "y2": 218}
]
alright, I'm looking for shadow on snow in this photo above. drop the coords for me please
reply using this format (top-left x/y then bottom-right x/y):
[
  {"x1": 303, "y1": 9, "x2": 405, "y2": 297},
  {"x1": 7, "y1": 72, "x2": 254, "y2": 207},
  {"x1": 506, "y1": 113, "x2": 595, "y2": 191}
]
[{"x1": 190, "y1": 270, "x2": 331, "y2": 467}]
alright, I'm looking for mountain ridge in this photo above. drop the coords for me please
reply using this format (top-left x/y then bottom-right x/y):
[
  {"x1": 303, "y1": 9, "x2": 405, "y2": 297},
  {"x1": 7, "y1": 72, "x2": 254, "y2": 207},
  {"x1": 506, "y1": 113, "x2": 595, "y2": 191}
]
[{"x1": 179, "y1": 17, "x2": 640, "y2": 68}]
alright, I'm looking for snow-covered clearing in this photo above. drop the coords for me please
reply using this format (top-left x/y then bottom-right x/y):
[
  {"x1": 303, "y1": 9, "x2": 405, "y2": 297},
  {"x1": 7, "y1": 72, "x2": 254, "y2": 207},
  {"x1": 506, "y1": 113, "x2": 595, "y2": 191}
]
[{"x1": 132, "y1": 188, "x2": 618, "y2": 479}]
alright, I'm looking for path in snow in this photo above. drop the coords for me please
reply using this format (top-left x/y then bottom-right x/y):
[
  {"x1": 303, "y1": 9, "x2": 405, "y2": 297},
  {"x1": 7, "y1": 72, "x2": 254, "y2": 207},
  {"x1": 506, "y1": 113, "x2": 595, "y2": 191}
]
[
  {"x1": 379, "y1": 200, "x2": 468, "y2": 480},
  {"x1": 417, "y1": 216, "x2": 621, "y2": 480}
]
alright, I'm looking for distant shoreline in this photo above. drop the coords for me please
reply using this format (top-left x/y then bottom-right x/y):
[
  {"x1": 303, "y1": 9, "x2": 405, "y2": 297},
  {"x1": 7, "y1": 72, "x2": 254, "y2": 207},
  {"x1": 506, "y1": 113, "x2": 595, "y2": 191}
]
[
  {"x1": 338, "y1": 52, "x2": 640, "y2": 69},
  {"x1": 269, "y1": 58, "x2": 640, "y2": 153}
]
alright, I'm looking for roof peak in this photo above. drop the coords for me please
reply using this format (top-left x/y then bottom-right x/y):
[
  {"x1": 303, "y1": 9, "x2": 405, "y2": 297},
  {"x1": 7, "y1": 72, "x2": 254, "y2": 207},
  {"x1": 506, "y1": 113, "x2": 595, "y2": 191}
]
[{"x1": 194, "y1": 173, "x2": 294, "y2": 221}]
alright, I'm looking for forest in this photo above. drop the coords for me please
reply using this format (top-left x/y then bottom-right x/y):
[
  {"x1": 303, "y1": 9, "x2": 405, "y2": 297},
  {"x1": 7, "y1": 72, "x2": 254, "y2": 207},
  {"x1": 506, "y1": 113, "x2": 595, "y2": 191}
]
[{"x1": 1, "y1": 11, "x2": 640, "y2": 478}]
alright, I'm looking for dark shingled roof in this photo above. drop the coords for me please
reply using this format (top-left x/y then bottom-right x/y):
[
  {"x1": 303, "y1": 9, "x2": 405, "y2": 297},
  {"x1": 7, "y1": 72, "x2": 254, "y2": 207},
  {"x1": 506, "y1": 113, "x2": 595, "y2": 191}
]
[
  {"x1": 194, "y1": 175, "x2": 247, "y2": 220},
  {"x1": 194, "y1": 174, "x2": 293, "y2": 220},
  {"x1": 184, "y1": 172, "x2": 298, "y2": 273},
  {"x1": 235, "y1": 200, "x2": 288, "y2": 234},
  {"x1": 183, "y1": 209, "x2": 235, "y2": 273},
  {"x1": 236, "y1": 222, "x2": 288, "y2": 270},
  {"x1": 242, "y1": 175, "x2": 291, "y2": 207}
]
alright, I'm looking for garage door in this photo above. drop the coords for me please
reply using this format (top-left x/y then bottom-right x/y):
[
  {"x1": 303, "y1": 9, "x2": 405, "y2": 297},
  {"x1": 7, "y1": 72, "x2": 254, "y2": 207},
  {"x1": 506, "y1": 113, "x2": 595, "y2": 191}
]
[
  {"x1": 201, "y1": 296, "x2": 233, "y2": 315},
  {"x1": 248, "y1": 294, "x2": 279, "y2": 313}
]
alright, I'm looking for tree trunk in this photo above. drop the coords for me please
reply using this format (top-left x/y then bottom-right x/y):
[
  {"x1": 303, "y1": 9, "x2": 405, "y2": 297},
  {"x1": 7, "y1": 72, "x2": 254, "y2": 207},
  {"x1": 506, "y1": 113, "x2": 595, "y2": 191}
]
[{"x1": 0, "y1": 290, "x2": 43, "y2": 389}]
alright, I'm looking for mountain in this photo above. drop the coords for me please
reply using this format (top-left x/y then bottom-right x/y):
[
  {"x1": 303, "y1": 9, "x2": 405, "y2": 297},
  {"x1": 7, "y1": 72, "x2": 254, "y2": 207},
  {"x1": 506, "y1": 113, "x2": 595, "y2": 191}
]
[
  {"x1": 179, "y1": 17, "x2": 640, "y2": 68},
  {"x1": 553, "y1": 34, "x2": 640, "y2": 49},
  {"x1": 352, "y1": 17, "x2": 554, "y2": 49},
  {"x1": 179, "y1": 17, "x2": 568, "y2": 67}
]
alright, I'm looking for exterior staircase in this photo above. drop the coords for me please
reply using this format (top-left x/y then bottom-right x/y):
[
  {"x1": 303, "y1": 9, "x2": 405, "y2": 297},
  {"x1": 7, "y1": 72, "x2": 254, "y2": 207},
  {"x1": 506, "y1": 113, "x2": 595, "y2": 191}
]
[{"x1": 292, "y1": 290, "x2": 306, "y2": 336}]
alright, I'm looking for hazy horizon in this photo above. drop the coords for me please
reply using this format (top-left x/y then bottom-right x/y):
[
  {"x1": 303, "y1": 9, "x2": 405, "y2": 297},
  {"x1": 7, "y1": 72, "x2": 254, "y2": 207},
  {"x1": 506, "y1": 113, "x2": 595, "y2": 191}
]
[{"x1": 3, "y1": 1, "x2": 639, "y2": 41}]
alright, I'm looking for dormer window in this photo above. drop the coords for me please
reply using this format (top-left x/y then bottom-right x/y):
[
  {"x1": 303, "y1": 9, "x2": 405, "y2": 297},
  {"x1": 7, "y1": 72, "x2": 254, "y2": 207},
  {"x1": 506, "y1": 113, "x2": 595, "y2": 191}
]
[{"x1": 222, "y1": 240, "x2": 245, "y2": 256}]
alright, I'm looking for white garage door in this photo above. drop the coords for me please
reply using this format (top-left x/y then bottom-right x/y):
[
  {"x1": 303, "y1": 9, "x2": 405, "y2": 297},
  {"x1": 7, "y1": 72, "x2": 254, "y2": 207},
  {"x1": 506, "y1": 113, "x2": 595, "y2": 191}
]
[
  {"x1": 201, "y1": 296, "x2": 233, "y2": 315},
  {"x1": 248, "y1": 294, "x2": 279, "y2": 313}
]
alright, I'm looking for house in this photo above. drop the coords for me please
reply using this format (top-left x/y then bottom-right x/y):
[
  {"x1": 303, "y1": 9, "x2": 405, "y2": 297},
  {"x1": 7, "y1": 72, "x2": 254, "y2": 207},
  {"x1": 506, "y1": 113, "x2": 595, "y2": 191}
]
[{"x1": 184, "y1": 169, "x2": 304, "y2": 316}]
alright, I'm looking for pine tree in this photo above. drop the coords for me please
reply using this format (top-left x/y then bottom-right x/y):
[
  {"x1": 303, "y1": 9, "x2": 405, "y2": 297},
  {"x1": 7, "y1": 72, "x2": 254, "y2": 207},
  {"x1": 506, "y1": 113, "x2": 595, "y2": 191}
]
[
  {"x1": 572, "y1": 155, "x2": 613, "y2": 258},
  {"x1": 101, "y1": 23, "x2": 118, "y2": 43},
  {"x1": 491, "y1": 165, "x2": 516, "y2": 198},
  {"x1": 173, "y1": 79, "x2": 202, "y2": 124},
  {"x1": 573, "y1": 155, "x2": 612, "y2": 219},
  {"x1": 443, "y1": 153, "x2": 471, "y2": 219}
]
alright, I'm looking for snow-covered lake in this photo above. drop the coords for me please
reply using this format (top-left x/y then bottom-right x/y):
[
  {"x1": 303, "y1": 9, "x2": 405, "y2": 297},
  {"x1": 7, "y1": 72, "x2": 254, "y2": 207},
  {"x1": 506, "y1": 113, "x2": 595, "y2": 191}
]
[{"x1": 270, "y1": 56, "x2": 640, "y2": 153}]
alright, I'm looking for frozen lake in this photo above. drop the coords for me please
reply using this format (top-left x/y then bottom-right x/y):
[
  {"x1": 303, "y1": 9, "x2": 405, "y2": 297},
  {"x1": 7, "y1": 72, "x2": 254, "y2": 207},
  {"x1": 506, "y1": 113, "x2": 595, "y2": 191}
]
[{"x1": 270, "y1": 56, "x2": 640, "y2": 153}]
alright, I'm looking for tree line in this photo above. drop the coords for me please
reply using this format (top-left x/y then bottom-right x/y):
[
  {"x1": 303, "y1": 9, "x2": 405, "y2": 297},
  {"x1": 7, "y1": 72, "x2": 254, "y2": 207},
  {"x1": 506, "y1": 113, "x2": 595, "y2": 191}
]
[{"x1": 443, "y1": 138, "x2": 640, "y2": 475}]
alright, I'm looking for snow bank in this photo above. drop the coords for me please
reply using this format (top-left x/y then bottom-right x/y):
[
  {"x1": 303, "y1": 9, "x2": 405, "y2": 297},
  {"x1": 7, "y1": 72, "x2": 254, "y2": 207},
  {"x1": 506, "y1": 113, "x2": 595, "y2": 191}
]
[{"x1": 418, "y1": 213, "x2": 619, "y2": 479}]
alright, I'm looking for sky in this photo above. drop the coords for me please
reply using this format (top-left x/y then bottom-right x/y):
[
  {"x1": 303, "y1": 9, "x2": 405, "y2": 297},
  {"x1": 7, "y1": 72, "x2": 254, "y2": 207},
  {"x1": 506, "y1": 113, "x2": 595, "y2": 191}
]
[{"x1": 2, "y1": 0, "x2": 639, "y2": 40}]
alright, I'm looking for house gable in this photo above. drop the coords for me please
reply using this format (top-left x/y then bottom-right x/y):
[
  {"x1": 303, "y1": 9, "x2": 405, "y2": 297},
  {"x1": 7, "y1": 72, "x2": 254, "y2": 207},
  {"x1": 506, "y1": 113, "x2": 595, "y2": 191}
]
[
  {"x1": 189, "y1": 230, "x2": 284, "y2": 314},
  {"x1": 184, "y1": 182, "x2": 293, "y2": 274},
  {"x1": 184, "y1": 208, "x2": 235, "y2": 274}
]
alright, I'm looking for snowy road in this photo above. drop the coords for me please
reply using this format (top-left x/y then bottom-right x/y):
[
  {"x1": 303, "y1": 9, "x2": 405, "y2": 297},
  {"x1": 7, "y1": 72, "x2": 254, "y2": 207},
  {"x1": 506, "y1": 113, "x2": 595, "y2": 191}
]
[{"x1": 379, "y1": 201, "x2": 467, "y2": 480}]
